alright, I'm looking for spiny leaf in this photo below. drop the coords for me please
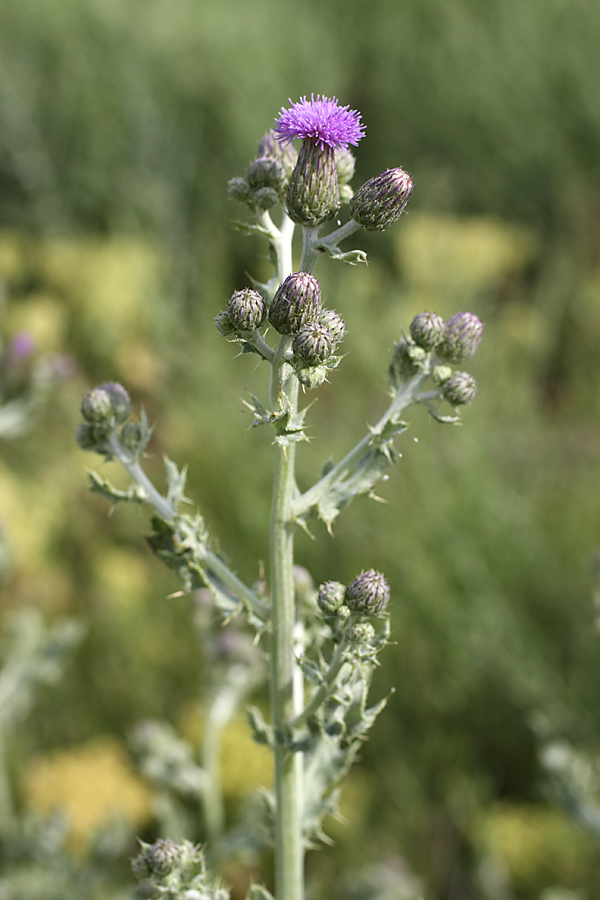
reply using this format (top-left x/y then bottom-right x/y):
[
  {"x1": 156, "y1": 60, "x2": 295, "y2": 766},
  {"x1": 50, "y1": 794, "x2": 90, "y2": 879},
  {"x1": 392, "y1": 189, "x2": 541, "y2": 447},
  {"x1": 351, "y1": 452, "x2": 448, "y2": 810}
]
[{"x1": 88, "y1": 471, "x2": 147, "y2": 505}]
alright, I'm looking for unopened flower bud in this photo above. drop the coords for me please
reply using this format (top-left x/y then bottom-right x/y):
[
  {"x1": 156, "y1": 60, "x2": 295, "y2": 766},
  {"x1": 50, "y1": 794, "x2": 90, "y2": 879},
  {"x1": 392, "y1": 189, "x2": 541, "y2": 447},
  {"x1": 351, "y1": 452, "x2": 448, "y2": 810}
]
[
  {"x1": 293, "y1": 323, "x2": 334, "y2": 365},
  {"x1": 132, "y1": 839, "x2": 185, "y2": 879},
  {"x1": 81, "y1": 382, "x2": 131, "y2": 425},
  {"x1": 350, "y1": 167, "x2": 413, "y2": 231},
  {"x1": 75, "y1": 422, "x2": 103, "y2": 452},
  {"x1": 227, "y1": 289, "x2": 267, "y2": 331},
  {"x1": 228, "y1": 176, "x2": 252, "y2": 204},
  {"x1": 214, "y1": 311, "x2": 236, "y2": 335},
  {"x1": 246, "y1": 156, "x2": 286, "y2": 193},
  {"x1": 269, "y1": 272, "x2": 322, "y2": 335},
  {"x1": 442, "y1": 371, "x2": 477, "y2": 406},
  {"x1": 389, "y1": 338, "x2": 426, "y2": 385},
  {"x1": 409, "y1": 312, "x2": 445, "y2": 351},
  {"x1": 339, "y1": 184, "x2": 354, "y2": 205},
  {"x1": 432, "y1": 364, "x2": 453, "y2": 385},
  {"x1": 334, "y1": 148, "x2": 356, "y2": 186},
  {"x1": 286, "y1": 141, "x2": 340, "y2": 227},
  {"x1": 318, "y1": 309, "x2": 346, "y2": 344},
  {"x1": 349, "y1": 621, "x2": 376, "y2": 644},
  {"x1": 317, "y1": 581, "x2": 346, "y2": 614},
  {"x1": 258, "y1": 130, "x2": 298, "y2": 178},
  {"x1": 438, "y1": 312, "x2": 484, "y2": 362},
  {"x1": 254, "y1": 187, "x2": 279, "y2": 210},
  {"x1": 296, "y1": 365, "x2": 328, "y2": 390},
  {"x1": 345, "y1": 569, "x2": 390, "y2": 616},
  {"x1": 120, "y1": 421, "x2": 142, "y2": 452}
]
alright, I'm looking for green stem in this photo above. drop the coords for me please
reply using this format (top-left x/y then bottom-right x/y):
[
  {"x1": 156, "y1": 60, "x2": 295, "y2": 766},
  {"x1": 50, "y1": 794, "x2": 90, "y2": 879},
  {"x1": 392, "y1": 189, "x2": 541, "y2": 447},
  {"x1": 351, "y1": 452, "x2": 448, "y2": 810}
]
[
  {"x1": 270, "y1": 388, "x2": 303, "y2": 900},
  {"x1": 268, "y1": 210, "x2": 304, "y2": 900},
  {"x1": 292, "y1": 372, "x2": 429, "y2": 519},
  {"x1": 290, "y1": 639, "x2": 349, "y2": 730}
]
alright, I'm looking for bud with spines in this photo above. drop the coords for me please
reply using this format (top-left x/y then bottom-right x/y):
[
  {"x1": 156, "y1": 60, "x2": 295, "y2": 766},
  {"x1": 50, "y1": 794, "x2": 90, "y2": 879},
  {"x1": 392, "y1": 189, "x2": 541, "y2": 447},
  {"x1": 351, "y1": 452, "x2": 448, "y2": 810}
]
[
  {"x1": 296, "y1": 365, "x2": 328, "y2": 390},
  {"x1": 293, "y1": 323, "x2": 334, "y2": 366},
  {"x1": 345, "y1": 569, "x2": 390, "y2": 617},
  {"x1": 246, "y1": 157, "x2": 286, "y2": 194},
  {"x1": 258, "y1": 130, "x2": 298, "y2": 180},
  {"x1": 334, "y1": 148, "x2": 356, "y2": 186},
  {"x1": 409, "y1": 311, "x2": 445, "y2": 351},
  {"x1": 318, "y1": 309, "x2": 346, "y2": 346},
  {"x1": 132, "y1": 839, "x2": 186, "y2": 879},
  {"x1": 438, "y1": 312, "x2": 484, "y2": 362},
  {"x1": 268, "y1": 272, "x2": 322, "y2": 336},
  {"x1": 286, "y1": 141, "x2": 340, "y2": 227},
  {"x1": 227, "y1": 289, "x2": 267, "y2": 332},
  {"x1": 317, "y1": 581, "x2": 346, "y2": 615},
  {"x1": 214, "y1": 311, "x2": 236, "y2": 336},
  {"x1": 389, "y1": 337, "x2": 427, "y2": 386},
  {"x1": 80, "y1": 382, "x2": 131, "y2": 426},
  {"x1": 442, "y1": 371, "x2": 478, "y2": 406},
  {"x1": 350, "y1": 167, "x2": 413, "y2": 231}
]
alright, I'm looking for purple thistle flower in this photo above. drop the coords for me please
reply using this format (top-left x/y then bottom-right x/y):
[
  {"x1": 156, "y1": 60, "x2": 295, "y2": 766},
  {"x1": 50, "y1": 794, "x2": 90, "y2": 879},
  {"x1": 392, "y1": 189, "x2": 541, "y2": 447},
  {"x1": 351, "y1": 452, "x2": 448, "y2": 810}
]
[{"x1": 274, "y1": 94, "x2": 365, "y2": 150}]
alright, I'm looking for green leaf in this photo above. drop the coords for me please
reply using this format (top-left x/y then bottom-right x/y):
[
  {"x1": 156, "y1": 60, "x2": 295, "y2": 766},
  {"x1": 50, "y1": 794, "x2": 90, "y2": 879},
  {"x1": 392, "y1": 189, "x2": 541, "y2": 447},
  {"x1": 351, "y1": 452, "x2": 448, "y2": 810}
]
[
  {"x1": 325, "y1": 244, "x2": 369, "y2": 266},
  {"x1": 88, "y1": 470, "x2": 147, "y2": 505},
  {"x1": 228, "y1": 218, "x2": 270, "y2": 237},
  {"x1": 315, "y1": 418, "x2": 408, "y2": 526},
  {"x1": 164, "y1": 457, "x2": 190, "y2": 509}
]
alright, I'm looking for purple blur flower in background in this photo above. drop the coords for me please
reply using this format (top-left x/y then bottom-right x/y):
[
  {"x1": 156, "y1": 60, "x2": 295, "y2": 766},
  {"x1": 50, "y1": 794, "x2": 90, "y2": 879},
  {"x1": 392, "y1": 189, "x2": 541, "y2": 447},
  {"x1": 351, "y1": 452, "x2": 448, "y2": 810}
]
[
  {"x1": 274, "y1": 94, "x2": 365, "y2": 150},
  {"x1": 7, "y1": 332, "x2": 35, "y2": 361}
]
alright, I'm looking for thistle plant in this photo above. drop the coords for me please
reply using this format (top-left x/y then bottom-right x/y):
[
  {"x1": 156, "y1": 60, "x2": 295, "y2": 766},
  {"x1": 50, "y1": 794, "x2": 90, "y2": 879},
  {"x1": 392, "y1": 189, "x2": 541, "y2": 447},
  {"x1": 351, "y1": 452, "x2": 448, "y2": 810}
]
[{"x1": 76, "y1": 95, "x2": 483, "y2": 900}]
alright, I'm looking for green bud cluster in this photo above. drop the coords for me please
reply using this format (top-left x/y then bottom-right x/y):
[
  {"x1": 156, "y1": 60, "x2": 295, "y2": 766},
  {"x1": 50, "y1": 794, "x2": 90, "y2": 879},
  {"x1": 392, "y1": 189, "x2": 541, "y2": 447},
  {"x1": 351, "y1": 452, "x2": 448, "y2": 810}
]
[
  {"x1": 228, "y1": 130, "x2": 298, "y2": 212},
  {"x1": 269, "y1": 272, "x2": 322, "y2": 335},
  {"x1": 316, "y1": 569, "x2": 390, "y2": 620},
  {"x1": 76, "y1": 382, "x2": 150, "y2": 460}
]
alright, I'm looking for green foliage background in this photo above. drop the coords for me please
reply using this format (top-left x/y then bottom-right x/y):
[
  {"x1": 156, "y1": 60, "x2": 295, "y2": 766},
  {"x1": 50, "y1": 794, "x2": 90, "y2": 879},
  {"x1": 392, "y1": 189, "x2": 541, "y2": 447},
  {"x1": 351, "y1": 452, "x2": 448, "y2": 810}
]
[{"x1": 1, "y1": 0, "x2": 600, "y2": 897}]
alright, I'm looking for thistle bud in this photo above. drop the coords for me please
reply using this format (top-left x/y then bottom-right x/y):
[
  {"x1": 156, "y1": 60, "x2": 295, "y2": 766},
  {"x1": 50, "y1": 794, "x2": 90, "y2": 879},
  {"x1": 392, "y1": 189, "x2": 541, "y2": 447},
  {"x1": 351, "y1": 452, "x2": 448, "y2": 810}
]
[
  {"x1": 120, "y1": 420, "x2": 142, "y2": 453},
  {"x1": 228, "y1": 176, "x2": 252, "y2": 204},
  {"x1": 286, "y1": 141, "x2": 340, "y2": 227},
  {"x1": 350, "y1": 167, "x2": 413, "y2": 231},
  {"x1": 132, "y1": 839, "x2": 185, "y2": 879},
  {"x1": 339, "y1": 184, "x2": 354, "y2": 205},
  {"x1": 268, "y1": 272, "x2": 322, "y2": 335},
  {"x1": 296, "y1": 365, "x2": 328, "y2": 390},
  {"x1": 75, "y1": 422, "x2": 102, "y2": 452},
  {"x1": 81, "y1": 382, "x2": 131, "y2": 425},
  {"x1": 317, "y1": 580, "x2": 346, "y2": 614},
  {"x1": 334, "y1": 148, "x2": 356, "y2": 186},
  {"x1": 227, "y1": 288, "x2": 267, "y2": 331},
  {"x1": 442, "y1": 371, "x2": 478, "y2": 406},
  {"x1": 438, "y1": 312, "x2": 484, "y2": 362},
  {"x1": 214, "y1": 311, "x2": 236, "y2": 335},
  {"x1": 292, "y1": 323, "x2": 334, "y2": 365},
  {"x1": 318, "y1": 309, "x2": 346, "y2": 345},
  {"x1": 254, "y1": 187, "x2": 279, "y2": 210},
  {"x1": 349, "y1": 621, "x2": 376, "y2": 644},
  {"x1": 432, "y1": 364, "x2": 453, "y2": 386},
  {"x1": 389, "y1": 338, "x2": 427, "y2": 385},
  {"x1": 246, "y1": 156, "x2": 286, "y2": 194},
  {"x1": 409, "y1": 311, "x2": 445, "y2": 351},
  {"x1": 345, "y1": 569, "x2": 390, "y2": 617},
  {"x1": 258, "y1": 130, "x2": 298, "y2": 179}
]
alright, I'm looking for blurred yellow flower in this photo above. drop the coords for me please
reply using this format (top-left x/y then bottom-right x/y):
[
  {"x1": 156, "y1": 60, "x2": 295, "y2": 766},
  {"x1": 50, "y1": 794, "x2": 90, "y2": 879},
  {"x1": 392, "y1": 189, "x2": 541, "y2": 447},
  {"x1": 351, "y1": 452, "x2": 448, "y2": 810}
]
[
  {"x1": 480, "y1": 803, "x2": 594, "y2": 894},
  {"x1": 21, "y1": 737, "x2": 153, "y2": 851}
]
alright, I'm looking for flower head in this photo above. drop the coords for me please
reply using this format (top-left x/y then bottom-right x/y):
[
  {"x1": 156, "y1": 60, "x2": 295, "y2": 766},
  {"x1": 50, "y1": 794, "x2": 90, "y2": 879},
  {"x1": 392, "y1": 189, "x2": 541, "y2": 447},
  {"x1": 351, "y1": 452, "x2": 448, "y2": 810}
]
[{"x1": 275, "y1": 94, "x2": 365, "y2": 150}]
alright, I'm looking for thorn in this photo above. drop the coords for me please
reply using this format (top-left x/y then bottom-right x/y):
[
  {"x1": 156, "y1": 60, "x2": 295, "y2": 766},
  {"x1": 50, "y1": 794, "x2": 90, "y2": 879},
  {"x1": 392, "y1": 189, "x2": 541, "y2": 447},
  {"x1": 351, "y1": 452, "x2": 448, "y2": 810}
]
[{"x1": 167, "y1": 590, "x2": 187, "y2": 599}]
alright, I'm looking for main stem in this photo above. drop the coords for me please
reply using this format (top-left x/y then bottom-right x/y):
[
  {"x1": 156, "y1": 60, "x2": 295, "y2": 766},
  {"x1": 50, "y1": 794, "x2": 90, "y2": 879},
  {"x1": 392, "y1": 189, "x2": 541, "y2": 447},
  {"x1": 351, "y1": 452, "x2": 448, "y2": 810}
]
[{"x1": 270, "y1": 212, "x2": 303, "y2": 900}]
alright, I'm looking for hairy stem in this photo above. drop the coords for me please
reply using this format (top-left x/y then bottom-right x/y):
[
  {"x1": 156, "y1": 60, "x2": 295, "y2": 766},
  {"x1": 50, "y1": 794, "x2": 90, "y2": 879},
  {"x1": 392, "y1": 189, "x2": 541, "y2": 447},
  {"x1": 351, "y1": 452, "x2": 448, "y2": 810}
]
[
  {"x1": 292, "y1": 372, "x2": 429, "y2": 519},
  {"x1": 291, "y1": 639, "x2": 349, "y2": 730},
  {"x1": 269, "y1": 218, "x2": 304, "y2": 900}
]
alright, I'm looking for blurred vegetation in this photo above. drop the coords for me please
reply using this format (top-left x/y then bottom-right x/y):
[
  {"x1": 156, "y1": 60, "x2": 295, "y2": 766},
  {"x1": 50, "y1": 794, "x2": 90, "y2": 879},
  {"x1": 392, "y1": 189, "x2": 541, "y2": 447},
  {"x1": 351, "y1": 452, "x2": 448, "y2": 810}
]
[{"x1": 1, "y1": 0, "x2": 600, "y2": 898}]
